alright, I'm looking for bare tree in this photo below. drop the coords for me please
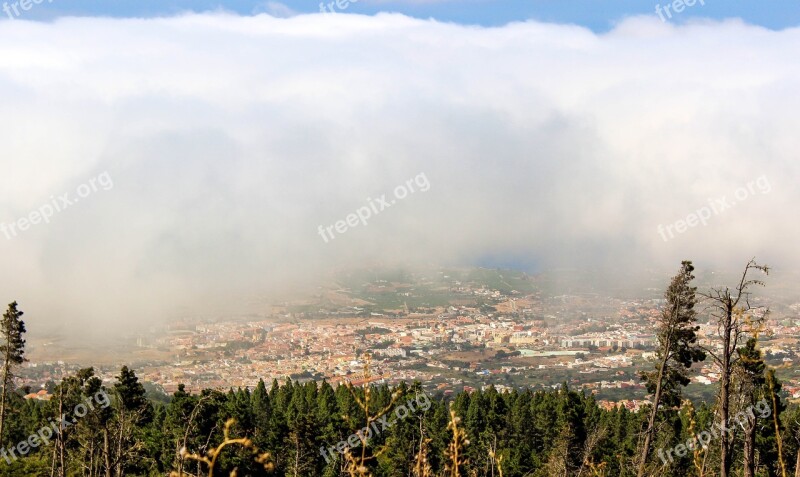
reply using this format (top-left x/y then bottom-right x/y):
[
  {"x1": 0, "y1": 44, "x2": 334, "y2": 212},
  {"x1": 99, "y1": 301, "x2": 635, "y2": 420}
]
[{"x1": 700, "y1": 258, "x2": 769, "y2": 477}]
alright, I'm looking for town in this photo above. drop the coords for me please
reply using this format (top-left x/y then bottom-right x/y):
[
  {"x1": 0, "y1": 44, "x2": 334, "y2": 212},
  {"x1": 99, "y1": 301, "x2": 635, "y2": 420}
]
[{"x1": 18, "y1": 268, "x2": 800, "y2": 410}]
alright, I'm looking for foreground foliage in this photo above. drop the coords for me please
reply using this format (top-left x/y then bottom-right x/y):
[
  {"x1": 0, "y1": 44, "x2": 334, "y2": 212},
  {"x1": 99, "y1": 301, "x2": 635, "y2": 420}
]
[{"x1": 0, "y1": 373, "x2": 796, "y2": 477}]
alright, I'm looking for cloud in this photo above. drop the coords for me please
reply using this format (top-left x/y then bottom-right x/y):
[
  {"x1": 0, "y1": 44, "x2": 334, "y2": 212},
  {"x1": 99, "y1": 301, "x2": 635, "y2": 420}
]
[
  {"x1": 0, "y1": 13, "x2": 798, "y2": 339},
  {"x1": 253, "y1": 2, "x2": 298, "y2": 18}
]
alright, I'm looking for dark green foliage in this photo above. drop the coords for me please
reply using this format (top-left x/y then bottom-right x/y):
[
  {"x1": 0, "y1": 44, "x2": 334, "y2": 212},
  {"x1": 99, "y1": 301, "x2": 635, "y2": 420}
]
[
  {"x1": 638, "y1": 261, "x2": 705, "y2": 475},
  {"x1": 0, "y1": 302, "x2": 25, "y2": 369},
  {"x1": 0, "y1": 301, "x2": 27, "y2": 446},
  {"x1": 640, "y1": 261, "x2": 705, "y2": 405},
  {"x1": 0, "y1": 367, "x2": 796, "y2": 476},
  {"x1": 115, "y1": 365, "x2": 154, "y2": 425}
]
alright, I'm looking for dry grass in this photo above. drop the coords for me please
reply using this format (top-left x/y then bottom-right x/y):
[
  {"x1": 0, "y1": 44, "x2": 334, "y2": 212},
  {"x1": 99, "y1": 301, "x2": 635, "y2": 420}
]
[
  {"x1": 169, "y1": 354, "x2": 481, "y2": 477},
  {"x1": 413, "y1": 431, "x2": 434, "y2": 477},
  {"x1": 342, "y1": 353, "x2": 402, "y2": 477},
  {"x1": 445, "y1": 405, "x2": 469, "y2": 477},
  {"x1": 170, "y1": 418, "x2": 273, "y2": 477}
]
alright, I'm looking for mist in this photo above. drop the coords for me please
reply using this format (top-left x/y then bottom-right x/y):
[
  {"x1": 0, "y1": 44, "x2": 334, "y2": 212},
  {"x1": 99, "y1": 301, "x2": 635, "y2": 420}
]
[{"x1": 1, "y1": 13, "x2": 799, "y2": 340}]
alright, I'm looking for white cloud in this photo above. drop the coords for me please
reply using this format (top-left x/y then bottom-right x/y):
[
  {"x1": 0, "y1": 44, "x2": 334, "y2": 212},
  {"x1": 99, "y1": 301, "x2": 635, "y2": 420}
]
[
  {"x1": 0, "y1": 13, "x2": 798, "y2": 338},
  {"x1": 253, "y1": 2, "x2": 298, "y2": 18}
]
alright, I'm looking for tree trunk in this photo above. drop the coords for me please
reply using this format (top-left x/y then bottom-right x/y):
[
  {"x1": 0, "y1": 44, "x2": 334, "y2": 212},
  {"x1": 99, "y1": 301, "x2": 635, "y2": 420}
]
[
  {"x1": 794, "y1": 448, "x2": 800, "y2": 477},
  {"x1": 103, "y1": 428, "x2": 112, "y2": 477},
  {"x1": 638, "y1": 344, "x2": 671, "y2": 477},
  {"x1": 719, "y1": 301, "x2": 733, "y2": 477},
  {"x1": 115, "y1": 408, "x2": 125, "y2": 477},
  {"x1": 0, "y1": 352, "x2": 11, "y2": 445},
  {"x1": 59, "y1": 393, "x2": 66, "y2": 477},
  {"x1": 87, "y1": 439, "x2": 94, "y2": 477},
  {"x1": 50, "y1": 435, "x2": 58, "y2": 477},
  {"x1": 743, "y1": 413, "x2": 756, "y2": 477},
  {"x1": 769, "y1": 374, "x2": 788, "y2": 477}
]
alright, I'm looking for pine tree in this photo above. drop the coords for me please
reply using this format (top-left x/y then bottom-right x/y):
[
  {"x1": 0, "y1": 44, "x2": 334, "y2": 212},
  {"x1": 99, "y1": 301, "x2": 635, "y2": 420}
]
[
  {"x1": 735, "y1": 338, "x2": 766, "y2": 477},
  {"x1": 638, "y1": 262, "x2": 705, "y2": 476},
  {"x1": 115, "y1": 366, "x2": 153, "y2": 424},
  {"x1": 0, "y1": 301, "x2": 26, "y2": 446},
  {"x1": 505, "y1": 390, "x2": 534, "y2": 475},
  {"x1": 113, "y1": 366, "x2": 153, "y2": 475}
]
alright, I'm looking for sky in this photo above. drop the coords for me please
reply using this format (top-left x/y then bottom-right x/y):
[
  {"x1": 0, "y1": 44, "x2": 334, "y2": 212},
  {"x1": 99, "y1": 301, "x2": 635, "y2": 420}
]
[
  {"x1": 2, "y1": 0, "x2": 800, "y2": 31},
  {"x1": 0, "y1": 4, "x2": 799, "y2": 339}
]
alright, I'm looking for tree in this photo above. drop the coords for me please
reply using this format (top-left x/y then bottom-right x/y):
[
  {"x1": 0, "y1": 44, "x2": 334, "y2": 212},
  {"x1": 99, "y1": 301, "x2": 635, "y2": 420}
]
[
  {"x1": 781, "y1": 403, "x2": 800, "y2": 477},
  {"x1": 734, "y1": 338, "x2": 766, "y2": 477},
  {"x1": 77, "y1": 372, "x2": 113, "y2": 477},
  {"x1": 766, "y1": 369, "x2": 788, "y2": 477},
  {"x1": 113, "y1": 366, "x2": 154, "y2": 475},
  {"x1": 0, "y1": 301, "x2": 26, "y2": 446},
  {"x1": 701, "y1": 258, "x2": 769, "y2": 477},
  {"x1": 114, "y1": 366, "x2": 153, "y2": 424},
  {"x1": 637, "y1": 261, "x2": 705, "y2": 476},
  {"x1": 47, "y1": 368, "x2": 100, "y2": 477}
]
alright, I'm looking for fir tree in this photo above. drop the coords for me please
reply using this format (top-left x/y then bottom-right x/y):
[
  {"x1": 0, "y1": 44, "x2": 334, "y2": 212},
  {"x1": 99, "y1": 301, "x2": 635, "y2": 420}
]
[{"x1": 0, "y1": 301, "x2": 26, "y2": 446}]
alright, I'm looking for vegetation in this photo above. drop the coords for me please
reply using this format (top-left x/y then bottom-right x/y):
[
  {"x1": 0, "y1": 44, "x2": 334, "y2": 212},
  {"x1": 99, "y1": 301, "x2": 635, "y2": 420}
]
[
  {"x1": 0, "y1": 301, "x2": 26, "y2": 446},
  {"x1": 0, "y1": 369, "x2": 794, "y2": 476},
  {"x1": 638, "y1": 261, "x2": 705, "y2": 476},
  {"x1": 0, "y1": 259, "x2": 796, "y2": 476}
]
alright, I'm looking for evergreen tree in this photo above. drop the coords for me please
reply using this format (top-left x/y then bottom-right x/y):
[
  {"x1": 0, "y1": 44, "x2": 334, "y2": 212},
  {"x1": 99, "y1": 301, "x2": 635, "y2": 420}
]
[
  {"x1": 114, "y1": 366, "x2": 153, "y2": 425},
  {"x1": 638, "y1": 261, "x2": 705, "y2": 476},
  {"x1": 113, "y1": 366, "x2": 154, "y2": 475},
  {"x1": 735, "y1": 338, "x2": 767, "y2": 477},
  {"x1": 0, "y1": 301, "x2": 26, "y2": 446}
]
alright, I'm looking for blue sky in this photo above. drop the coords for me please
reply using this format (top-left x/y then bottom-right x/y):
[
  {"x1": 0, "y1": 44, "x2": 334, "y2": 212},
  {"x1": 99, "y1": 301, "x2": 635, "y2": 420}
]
[{"x1": 3, "y1": 0, "x2": 800, "y2": 30}]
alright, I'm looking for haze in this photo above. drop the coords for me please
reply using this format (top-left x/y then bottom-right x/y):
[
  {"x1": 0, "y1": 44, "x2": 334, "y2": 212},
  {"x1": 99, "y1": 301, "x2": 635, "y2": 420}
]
[{"x1": 1, "y1": 13, "x2": 799, "y2": 341}]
